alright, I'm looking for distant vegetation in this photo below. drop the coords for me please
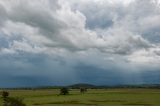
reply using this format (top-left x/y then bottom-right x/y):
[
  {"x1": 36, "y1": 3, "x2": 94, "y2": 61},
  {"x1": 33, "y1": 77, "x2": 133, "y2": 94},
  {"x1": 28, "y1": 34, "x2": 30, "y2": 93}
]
[
  {"x1": 69, "y1": 83, "x2": 160, "y2": 89},
  {"x1": 1, "y1": 83, "x2": 160, "y2": 90},
  {"x1": 68, "y1": 83, "x2": 95, "y2": 89}
]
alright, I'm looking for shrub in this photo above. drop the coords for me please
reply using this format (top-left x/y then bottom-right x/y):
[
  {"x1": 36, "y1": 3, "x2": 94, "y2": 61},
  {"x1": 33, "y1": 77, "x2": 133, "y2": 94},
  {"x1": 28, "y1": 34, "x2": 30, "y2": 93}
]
[
  {"x1": 60, "y1": 88, "x2": 69, "y2": 95},
  {"x1": 1, "y1": 91, "x2": 26, "y2": 106},
  {"x1": 4, "y1": 97, "x2": 26, "y2": 106}
]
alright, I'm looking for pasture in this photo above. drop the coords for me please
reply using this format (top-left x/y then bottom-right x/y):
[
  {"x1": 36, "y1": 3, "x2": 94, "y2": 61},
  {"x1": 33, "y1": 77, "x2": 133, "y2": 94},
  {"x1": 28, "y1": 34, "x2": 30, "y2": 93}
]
[{"x1": 0, "y1": 88, "x2": 160, "y2": 106}]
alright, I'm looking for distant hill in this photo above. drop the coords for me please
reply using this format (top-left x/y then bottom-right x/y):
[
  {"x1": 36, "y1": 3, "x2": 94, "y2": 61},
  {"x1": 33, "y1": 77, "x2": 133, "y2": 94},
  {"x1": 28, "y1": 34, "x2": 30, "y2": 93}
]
[{"x1": 68, "y1": 83, "x2": 96, "y2": 89}]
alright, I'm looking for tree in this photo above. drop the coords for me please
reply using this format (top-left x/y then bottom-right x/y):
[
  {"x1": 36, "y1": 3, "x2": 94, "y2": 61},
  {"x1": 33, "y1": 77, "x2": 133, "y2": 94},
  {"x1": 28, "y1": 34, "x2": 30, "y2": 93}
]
[
  {"x1": 2, "y1": 91, "x2": 9, "y2": 106},
  {"x1": 2, "y1": 91, "x2": 9, "y2": 98},
  {"x1": 80, "y1": 88, "x2": 87, "y2": 93},
  {"x1": 60, "y1": 88, "x2": 69, "y2": 95}
]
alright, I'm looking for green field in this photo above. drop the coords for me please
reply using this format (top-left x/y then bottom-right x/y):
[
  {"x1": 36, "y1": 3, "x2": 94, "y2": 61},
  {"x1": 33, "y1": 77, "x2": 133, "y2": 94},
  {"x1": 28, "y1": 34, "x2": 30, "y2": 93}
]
[{"x1": 0, "y1": 89, "x2": 160, "y2": 106}]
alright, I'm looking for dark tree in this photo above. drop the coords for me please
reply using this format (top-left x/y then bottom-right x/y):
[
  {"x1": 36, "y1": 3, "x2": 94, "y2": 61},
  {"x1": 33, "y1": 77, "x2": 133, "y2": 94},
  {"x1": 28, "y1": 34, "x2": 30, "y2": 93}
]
[
  {"x1": 60, "y1": 88, "x2": 69, "y2": 95},
  {"x1": 80, "y1": 88, "x2": 87, "y2": 93},
  {"x1": 2, "y1": 91, "x2": 9, "y2": 106},
  {"x1": 2, "y1": 91, "x2": 9, "y2": 98}
]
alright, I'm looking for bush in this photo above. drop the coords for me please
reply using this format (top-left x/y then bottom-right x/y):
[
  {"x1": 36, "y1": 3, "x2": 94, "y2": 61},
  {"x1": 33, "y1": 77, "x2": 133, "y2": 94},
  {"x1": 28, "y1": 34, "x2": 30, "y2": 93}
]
[
  {"x1": 4, "y1": 97, "x2": 26, "y2": 106},
  {"x1": 1, "y1": 91, "x2": 26, "y2": 106},
  {"x1": 60, "y1": 88, "x2": 69, "y2": 95}
]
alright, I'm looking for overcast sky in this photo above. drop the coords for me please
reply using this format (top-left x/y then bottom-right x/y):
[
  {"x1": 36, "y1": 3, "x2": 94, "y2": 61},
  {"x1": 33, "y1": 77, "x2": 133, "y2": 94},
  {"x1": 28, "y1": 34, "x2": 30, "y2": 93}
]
[{"x1": 0, "y1": 0, "x2": 160, "y2": 87}]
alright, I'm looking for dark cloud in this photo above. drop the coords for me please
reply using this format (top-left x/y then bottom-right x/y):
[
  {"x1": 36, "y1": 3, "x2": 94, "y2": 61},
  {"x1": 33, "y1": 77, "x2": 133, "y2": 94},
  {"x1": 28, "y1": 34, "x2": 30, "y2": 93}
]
[{"x1": 0, "y1": 0, "x2": 160, "y2": 87}]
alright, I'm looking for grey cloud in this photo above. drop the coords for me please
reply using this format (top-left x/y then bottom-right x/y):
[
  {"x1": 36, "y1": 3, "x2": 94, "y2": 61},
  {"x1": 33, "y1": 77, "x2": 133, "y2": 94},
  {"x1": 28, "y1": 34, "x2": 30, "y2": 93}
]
[
  {"x1": 0, "y1": 0, "x2": 160, "y2": 87},
  {"x1": 1, "y1": 0, "x2": 87, "y2": 50},
  {"x1": 69, "y1": 0, "x2": 160, "y2": 43},
  {"x1": 77, "y1": 2, "x2": 114, "y2": 29},
  {"x1": 0, "y1": 4, "x2": 7, "y2": 27},
  {"x1": 1, "y1": 0, "x2": 157, "y2": 54},
  {"x1": 7, "y1": 1, "x2": 65, "y2": 40},
  {"x1": 118, "y1": 0, "x2": 160, "y2": 42}
]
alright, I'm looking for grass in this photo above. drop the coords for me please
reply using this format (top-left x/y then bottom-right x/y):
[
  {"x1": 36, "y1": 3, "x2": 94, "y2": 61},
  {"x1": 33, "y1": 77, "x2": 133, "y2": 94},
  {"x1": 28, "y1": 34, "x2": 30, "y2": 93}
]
[{"x1": 0, "y1": 88, "x2": 160, "y2": 106}]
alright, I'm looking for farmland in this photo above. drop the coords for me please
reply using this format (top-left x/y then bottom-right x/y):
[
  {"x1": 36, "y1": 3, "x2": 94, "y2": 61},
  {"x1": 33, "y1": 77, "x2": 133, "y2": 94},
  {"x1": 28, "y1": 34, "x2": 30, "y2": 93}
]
[{"x1": 0, "y1": 88, "x2": 160, "y2": 106}]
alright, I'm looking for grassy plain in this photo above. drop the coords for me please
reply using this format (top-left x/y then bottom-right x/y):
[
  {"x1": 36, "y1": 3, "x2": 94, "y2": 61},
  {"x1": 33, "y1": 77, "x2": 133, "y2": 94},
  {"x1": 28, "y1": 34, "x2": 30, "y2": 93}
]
[{"x1": 0, "y1": 88, "x2": 160, "y2": 106}]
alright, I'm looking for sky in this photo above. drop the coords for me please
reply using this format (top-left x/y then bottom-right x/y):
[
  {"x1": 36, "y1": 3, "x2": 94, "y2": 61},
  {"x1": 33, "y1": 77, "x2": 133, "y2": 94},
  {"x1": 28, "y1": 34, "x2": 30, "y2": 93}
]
[{"x1": 0, "y1": 0, "x2": 160, "y2": 87}]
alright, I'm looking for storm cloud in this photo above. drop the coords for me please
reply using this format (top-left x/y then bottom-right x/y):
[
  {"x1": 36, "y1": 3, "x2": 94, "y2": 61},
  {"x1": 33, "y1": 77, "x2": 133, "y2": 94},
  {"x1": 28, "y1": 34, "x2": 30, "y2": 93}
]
[{"x1": 0, "y1": 0, "x2": 160, "y2": 87}]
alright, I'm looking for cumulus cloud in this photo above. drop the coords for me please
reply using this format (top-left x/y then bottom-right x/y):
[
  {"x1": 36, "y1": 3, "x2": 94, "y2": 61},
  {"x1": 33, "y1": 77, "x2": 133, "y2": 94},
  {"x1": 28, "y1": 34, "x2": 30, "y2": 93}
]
[
  {"x1": 1, "y1": 0, "x2": 158, "y2": 53},
  {"x1": 0, "y1": 0, "x2": 160, "y2": 87}
]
